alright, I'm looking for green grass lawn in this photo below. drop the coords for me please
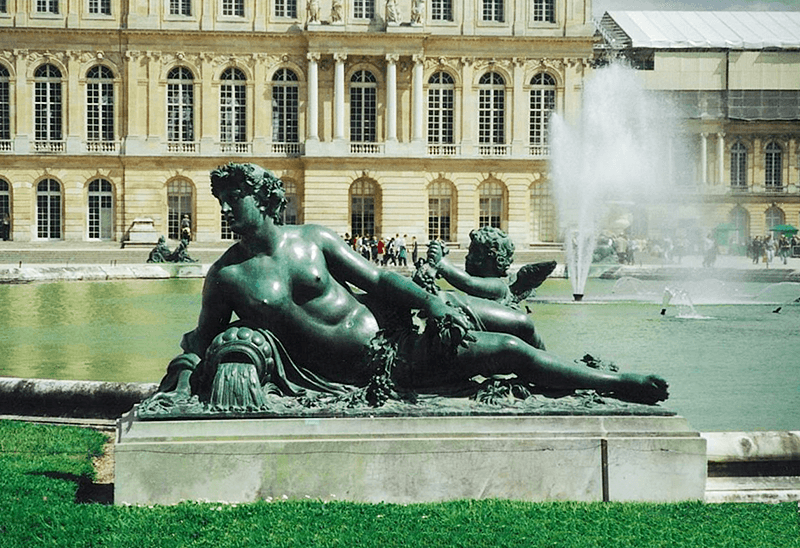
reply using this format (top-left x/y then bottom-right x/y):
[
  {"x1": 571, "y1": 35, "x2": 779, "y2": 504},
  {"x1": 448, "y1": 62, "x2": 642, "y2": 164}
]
[{"x1": 1, "y1": 419, "x2": 798, "y2": 548}]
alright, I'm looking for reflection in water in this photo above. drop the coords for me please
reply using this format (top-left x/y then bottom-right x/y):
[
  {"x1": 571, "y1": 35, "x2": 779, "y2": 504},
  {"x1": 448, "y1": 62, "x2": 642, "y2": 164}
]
[
  {"x1": 0, "y1": 277, "x2": 797, "y2": 432},
  {"x1": 0, "y1": 279, "x2": 200, "y2": 383}
]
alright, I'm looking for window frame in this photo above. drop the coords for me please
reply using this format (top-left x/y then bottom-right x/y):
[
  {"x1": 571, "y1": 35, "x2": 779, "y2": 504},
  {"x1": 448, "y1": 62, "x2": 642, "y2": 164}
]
[
  {"x1": 478, "y1": 72, "x2": 505, "y2": 147},
  {"x1": 764, "y1": 141, "x2": 782, "y2": 189},
  {"x1": 271, "y1": 68, "x2": 300, "y2": 144},
  {"x1": 349, "y1": 70, "x2": 377, "y2": 143},
  {"x1": 219, "y1": 67, "x2": 247, "y2": 144},
  {"x1": 531, "y1": 0, "x2": 555, "y2": 23},
  {"x1": 730, "y1": 141, "x2": 747, "y2": 188},
  {"x1": 88, "y1": 0, "x2": 111, "y2": 15},
  {"x1": 274, "y1": 0, "x2": 298, "y2": 18},
  {"x1": 481, "y1": 0, "x2": 503, "y2": 22},
  {"x1": 34, "y1": 64, "x2": 63, "y2": 146},
  {"x1": 528, "y1": 72, "x2": 555, "y2": 152},
  {"x1": 427, "y1": 72, "x2": 455, "y2": 146},
  {"x1": 87, "y1": 178, "x2": 114, "y2": 240},
  {"x1": 86, "y1": 65, "x2": 115, "y2": 143},
  {"x1": 36, "y1": 178, "x2": 62, "y2": 240},
  {"x1": 0, "y1": 65, "x2": 10, "y2": 144},
  {"x1": 166, "y1": 66, "x2": 195, "y2": 144}
]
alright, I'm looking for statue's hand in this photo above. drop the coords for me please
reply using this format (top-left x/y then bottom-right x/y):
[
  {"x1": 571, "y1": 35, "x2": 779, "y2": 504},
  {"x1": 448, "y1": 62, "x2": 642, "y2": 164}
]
[{"x1": 426, "y1": 241, "x2": 448, "y2": 266}]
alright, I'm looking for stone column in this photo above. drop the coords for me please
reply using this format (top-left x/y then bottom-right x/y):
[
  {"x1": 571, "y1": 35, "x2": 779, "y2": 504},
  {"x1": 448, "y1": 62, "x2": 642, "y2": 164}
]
[
  {"x1": 700, "y1": 133, "x2": 708, "y2": 186},
  {"x1": 412, "y1": 54, "x2": 424, "y2": 143},
  {"x1": 334, "y1": 53, "x2": 347, "y2": 141},
  {"x1": 511, "y1": 57, "x2": 526, "y2": 155},
  {"x1": 460, "y1": 57, "x2": 474, "y2": 155},
  {"x1": 307, "y1": 53, "x2": 320, "y2": 142},
  {"x1": 66, "y1": 51, "x2": 81, "y2": 153},
  {"x1": 199, "y1": 53, "x2": 215, "y2": 154},
  {"x1": 14, "y1": 50, "x2": 30, "y2": 153},
  {"x1": 385, "y1": 54, "x2": 398, "y2": 142},
  {"x1": 717, "y1": 132, "x2": 725, "y2": 186}
]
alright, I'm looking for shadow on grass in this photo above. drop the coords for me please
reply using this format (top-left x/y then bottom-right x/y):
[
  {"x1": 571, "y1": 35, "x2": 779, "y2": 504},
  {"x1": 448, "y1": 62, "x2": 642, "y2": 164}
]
[{"x1": 30, "y1": 471, "x2": 113, "y2": 505}]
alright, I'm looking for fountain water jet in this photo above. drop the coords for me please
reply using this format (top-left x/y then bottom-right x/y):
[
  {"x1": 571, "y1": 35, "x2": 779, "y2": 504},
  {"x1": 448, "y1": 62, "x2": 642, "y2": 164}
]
[{"x1": 551, "y1": 63, "x2": 689, "y2": 300}]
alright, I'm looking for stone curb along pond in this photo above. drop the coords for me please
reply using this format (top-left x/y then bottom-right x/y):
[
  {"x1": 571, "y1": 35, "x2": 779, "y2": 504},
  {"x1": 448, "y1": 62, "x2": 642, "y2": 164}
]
[{"x1": 0, "y1": 264, "x2": 210, "y2": 283}]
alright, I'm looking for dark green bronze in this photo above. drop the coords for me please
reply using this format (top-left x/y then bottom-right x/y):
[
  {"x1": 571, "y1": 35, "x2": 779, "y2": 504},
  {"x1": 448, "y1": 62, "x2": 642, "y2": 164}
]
[
  {"x1": 139, "y1": 163, "x2": 668, "y2": 418},
  {"x1": 147, "y1": 236, "x2": 197, "y2": 263}
]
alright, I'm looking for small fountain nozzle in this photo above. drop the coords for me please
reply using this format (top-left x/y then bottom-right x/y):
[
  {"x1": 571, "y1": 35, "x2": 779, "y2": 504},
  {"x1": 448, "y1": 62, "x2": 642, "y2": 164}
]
[{"x1": 573, "y1": 294, "x2": 584, "y2": 302}]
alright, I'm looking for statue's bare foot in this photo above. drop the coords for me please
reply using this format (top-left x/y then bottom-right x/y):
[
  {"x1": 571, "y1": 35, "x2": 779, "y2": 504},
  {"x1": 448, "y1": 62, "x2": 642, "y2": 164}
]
[{"x1": 609, "y1": 373, "x2": 669, "y2": 405}]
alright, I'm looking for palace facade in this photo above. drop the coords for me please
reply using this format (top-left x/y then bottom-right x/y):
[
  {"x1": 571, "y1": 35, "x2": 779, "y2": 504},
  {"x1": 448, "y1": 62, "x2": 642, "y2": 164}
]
[
  {"x1": 0, "y1": 0, "x2": 593, "y2": 245},
  {"x1": 596, "y1": 11, "x2": 800, "y2": 249}
]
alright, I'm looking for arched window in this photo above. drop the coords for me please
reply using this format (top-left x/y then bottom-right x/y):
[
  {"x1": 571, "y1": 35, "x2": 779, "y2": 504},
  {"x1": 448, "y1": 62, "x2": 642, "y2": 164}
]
[
  {"x1": 0, "y1": 65, "x2": 10, "y2": 145},
  {"x1": 529, "y1": 73, "x2": 555, "y2": 155},
  {"x1": 351, "y1": 179, "x2": 378, "y2": 237},
  {"x1": 88, "y1": 179, "x2": 113, "y2": 240},
  {"x1": 729, "y1": 206, "x2": 749, "y2": 248},
  {"x1": 765, "y1": 142, "x2": 782, "y2": 189},
  {"x1": 427, "y1": 72, "x2": 455, "y2": 147},
  {"x1": 532, "y1": 0, "x2": 554, "y2": 22},
  {"x1": 428, "y1": 180, "x2": 454, "y2": 242},
  {"x1": 220, "y1": 68, "x2": 246, "y2": 145},
  {"x1": 86, "y1": 66, "x2": 115, "y2": 145},
  {"x1": 482, "y1": 0, "x2": 503, "y2": 21},
  {"x1": 478, "y1": 180, "x2": 504, "y2": 229},
  {"x1": 34, "y1": 64, "x2": 63, "y2": 150},
  {"x1": 730, "y1": 142, "x2": 747, "y2": 188},
  {"x1": 530, "y1": 180, "x2": 556, "y2": 242},
  {"x1": 765, "y1": 205, "x2": 784, "y2": 230},
  {"x1": 350, "y1": 70, "x2": 377, "y2": 143},
  {"x1": 0, "y1": 179, "x2": 10, "y2": 241},
  {"x1": 478, "y1": 72, "x2": 505, "y2": 151},
  {"x1": 283, "y1": 179, "x2": 300, "y2": 225},
  {"x1": 272, "y1": 68, "x2": 299, "y2": 144},
  {"x1": 37, "y1": 179, "x2": 61, "y2": 239},
  {"x1": 167, "y1": 179, "x2": 193, "y2": 240},
  {"x1": 167, "y1": 67, "x2": 194, "y2": 145}
]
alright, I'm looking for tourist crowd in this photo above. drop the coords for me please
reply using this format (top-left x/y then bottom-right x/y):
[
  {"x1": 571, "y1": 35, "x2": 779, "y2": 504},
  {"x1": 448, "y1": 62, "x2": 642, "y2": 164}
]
[{"x1": 343, "y1": 233, "x2": 420, "y2": 267}]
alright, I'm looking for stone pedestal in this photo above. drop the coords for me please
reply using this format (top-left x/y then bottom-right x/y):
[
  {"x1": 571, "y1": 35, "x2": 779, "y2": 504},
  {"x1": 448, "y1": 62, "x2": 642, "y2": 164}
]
[
  {"x1": 122, "y1": 218, "x2": 159, "y2": 247},
  {"x1": 115, "y1": 413, "x2": 706, "y2": 505}
]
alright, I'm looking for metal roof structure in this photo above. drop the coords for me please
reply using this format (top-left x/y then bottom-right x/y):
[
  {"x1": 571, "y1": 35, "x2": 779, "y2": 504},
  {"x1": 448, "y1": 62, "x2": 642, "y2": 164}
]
[{"x1": 599, "y1": 11, "x2": 800, "y2": 50}]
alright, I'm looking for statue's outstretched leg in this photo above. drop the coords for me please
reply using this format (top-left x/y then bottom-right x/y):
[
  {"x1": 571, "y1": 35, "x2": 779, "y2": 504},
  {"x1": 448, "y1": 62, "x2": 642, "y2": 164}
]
[{"x1": 413, "y1": 331, "x2": 668, "y2": 405}]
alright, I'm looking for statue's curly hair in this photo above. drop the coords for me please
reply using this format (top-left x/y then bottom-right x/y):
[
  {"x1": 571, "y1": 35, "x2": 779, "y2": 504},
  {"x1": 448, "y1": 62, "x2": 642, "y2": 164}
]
[
  {"x1": 468, "y1": 226, "x2": 515, "y2": 275},
  {"x1": 210, "y1": 163, "x2": 288, "y2": 225}
]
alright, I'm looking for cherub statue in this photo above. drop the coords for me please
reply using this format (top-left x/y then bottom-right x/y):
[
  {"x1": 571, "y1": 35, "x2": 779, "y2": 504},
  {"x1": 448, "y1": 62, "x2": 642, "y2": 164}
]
[{"x1": 413, "y1": 227, "x2": 556, "y2": 350}]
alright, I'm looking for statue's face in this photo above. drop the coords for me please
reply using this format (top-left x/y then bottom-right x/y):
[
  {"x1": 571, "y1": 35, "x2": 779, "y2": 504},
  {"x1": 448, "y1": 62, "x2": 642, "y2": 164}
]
[
  {"x1": 465, "y1": 241, "x2": 499, "y2": 278},
  {"x1": 218, "y1": 186, "x2": 263, "y2": 234}
]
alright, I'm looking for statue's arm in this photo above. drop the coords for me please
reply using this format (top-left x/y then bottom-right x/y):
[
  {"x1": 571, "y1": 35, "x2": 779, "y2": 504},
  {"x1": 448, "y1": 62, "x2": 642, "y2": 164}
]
[
  {"x1": 435, "y1": 259, "x2": 508, "y2": 301},
  {"x1": 319, "y1": 227, "x2": 462, "y2": 323}
]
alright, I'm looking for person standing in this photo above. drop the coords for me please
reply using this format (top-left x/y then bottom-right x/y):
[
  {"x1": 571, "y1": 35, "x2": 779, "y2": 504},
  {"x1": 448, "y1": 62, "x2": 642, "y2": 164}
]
[
  {"x1": 411, "y1": 236, "x2": 419, "y2": 265},
  {"x1": 763, "y1": 233, "x2": 775, "y2": 268}
]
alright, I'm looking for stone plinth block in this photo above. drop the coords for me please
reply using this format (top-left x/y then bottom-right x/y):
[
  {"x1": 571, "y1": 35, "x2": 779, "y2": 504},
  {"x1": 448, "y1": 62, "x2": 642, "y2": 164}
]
[{"x1": 115, "y1": 413, "x2": 706, "y2": 505}]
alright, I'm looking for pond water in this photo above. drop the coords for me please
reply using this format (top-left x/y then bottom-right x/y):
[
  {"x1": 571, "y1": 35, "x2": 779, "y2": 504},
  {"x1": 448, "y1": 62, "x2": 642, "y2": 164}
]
[{"x1": 0, "y1": 277, "x2": 798, "y2": 432}]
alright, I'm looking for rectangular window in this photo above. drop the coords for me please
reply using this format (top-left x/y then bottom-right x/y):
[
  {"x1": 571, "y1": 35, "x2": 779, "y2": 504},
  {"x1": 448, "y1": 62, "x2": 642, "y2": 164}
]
[
  {"x1": 272, "y1": 85, "x2": 299, "y2": 143},
  {"x1": 532, "y1": 0, "x2": 554, "y2": 23},
  {"x1": 353, "y1": 0, "x2": 373, "y2": 19},
  {"x1": 37, "y1": 0, "x2": 59, "y2": 13},
  {"x1": 350, "y1": 87, "x2": 376, "y2": 142},
  {"x1": 167, "y1": 84, "x2": 193, "y2": 142},
  {"x1": 479, "y1": 196, "x2": 502, "y2": 229},
  {"x1": 88, "y1": 194, "x2": 112, "y2": 239},
  {"x1": 274, "y1": 0, "x2": 297, "y2": 18},
  {"x1": 478, "y1": 89, "x2": 504, "y2": 145},
  {"x1": 35, "y1": 82, "x2": 62, "y2": 142},
  {"x1": 87, "y1": 82, "x2": 114, "y2": 141},
  {"x1": 88, "y1": 0, "x2": 111, "y2": 15},
  {"x1": 220, "y1": 84, "x2": 246, "y2": 143},
  {"x1": 0, "y1": 0, "x2": 8, "y2": 13},
  {"x1": 431, "y1": 0, "x2": 452, "y2": 20},
  {"x1": 222, "y1": 0, "x2": 245, "y2": 16},
  {"x1": 427, "y1": 87, "x2": 454, "y2": 144},
  {"x1": 169, "y1": 0, "x2": 191, "y2": 16},
  {"x1": 482, "y1": 0, "x2": 502, "y2": 22},
  {"x1": 428, "y1": 197, "x2": 451, "y2": 242}
]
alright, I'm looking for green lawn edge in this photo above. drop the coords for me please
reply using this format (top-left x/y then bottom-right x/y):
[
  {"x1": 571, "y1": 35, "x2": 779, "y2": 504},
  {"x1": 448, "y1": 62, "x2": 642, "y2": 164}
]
[{"x1": 1, "y1": 419, "x2": 798, "y2": 548}]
